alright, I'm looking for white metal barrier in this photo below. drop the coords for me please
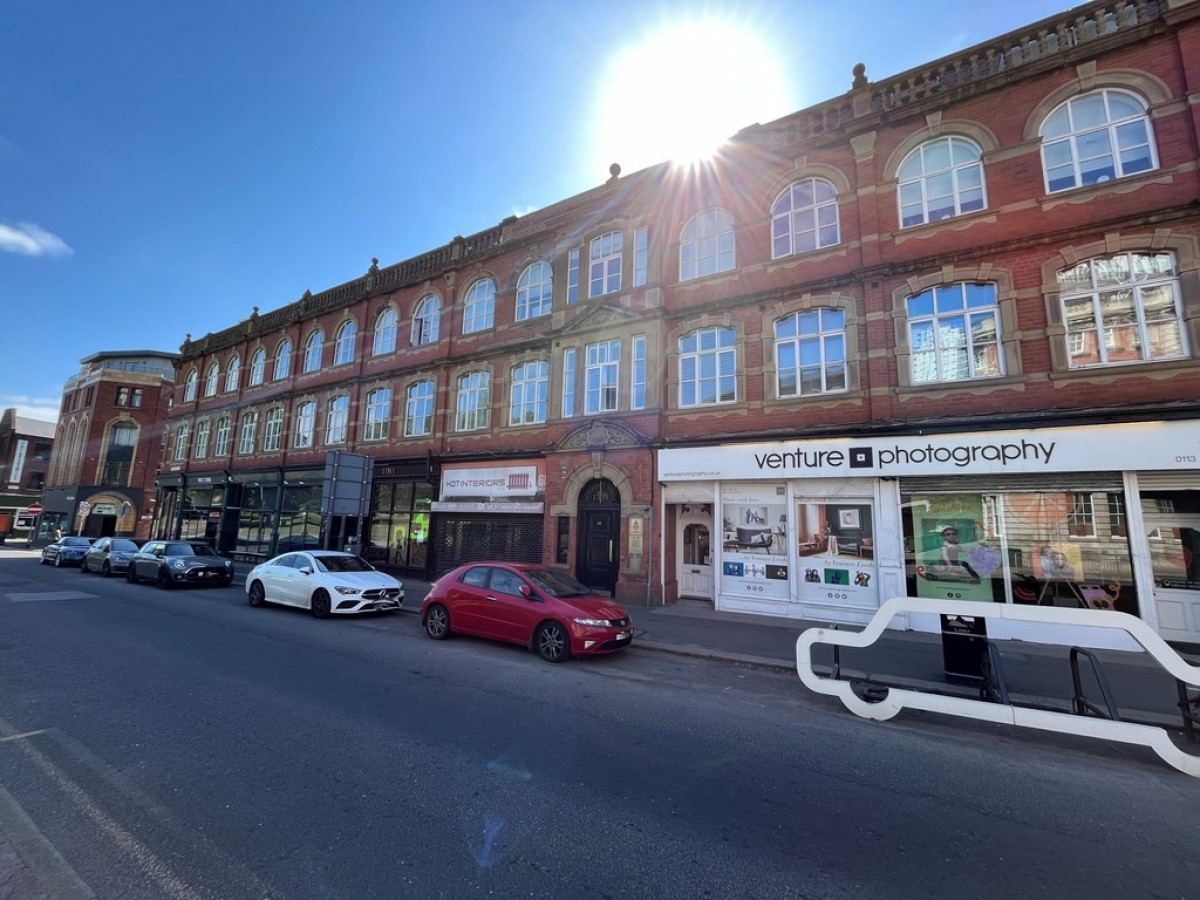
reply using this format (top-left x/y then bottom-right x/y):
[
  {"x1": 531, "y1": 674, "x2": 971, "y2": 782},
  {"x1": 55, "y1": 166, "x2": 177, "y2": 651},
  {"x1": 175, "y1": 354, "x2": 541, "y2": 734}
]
[{"x1": 795, "y1": 597, "x2": 1200, "y2": 777}]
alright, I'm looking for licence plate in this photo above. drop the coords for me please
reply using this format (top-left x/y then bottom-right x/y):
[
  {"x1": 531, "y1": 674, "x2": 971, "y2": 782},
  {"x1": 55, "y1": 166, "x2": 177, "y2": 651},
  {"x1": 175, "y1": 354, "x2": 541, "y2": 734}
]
[{"x1": 616, "y1": 632, "x2": 630, "y2": 640}]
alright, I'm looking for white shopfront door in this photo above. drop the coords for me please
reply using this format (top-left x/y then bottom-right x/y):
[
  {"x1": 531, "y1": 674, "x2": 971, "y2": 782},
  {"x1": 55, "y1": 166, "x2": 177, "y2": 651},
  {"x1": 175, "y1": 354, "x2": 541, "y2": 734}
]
[
  {"x1": 1145, "y1": 513, "x2": 1200, "y2": 644},
  {"x1": 679, "y1": 522, "x2": 713, "y2": 598}
]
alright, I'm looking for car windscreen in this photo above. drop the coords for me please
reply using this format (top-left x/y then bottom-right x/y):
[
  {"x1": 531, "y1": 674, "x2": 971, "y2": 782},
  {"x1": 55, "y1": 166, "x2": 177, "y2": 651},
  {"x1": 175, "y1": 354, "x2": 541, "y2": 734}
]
[
  {"x1": 110, "y1": 539, "x2": 139, "y2": 551},
  {"x1": 314, "y1": 555, "x2": 373, "y2": 573},
  {"x1": 524, "y1": 568, "x2": 596, "y2": 598},
  {"x1": 62, "y1": 537, "x2": 92, "y2": 547},
  {"x1": 166, "y1": 543, "x2": 217, "y2": 556}
]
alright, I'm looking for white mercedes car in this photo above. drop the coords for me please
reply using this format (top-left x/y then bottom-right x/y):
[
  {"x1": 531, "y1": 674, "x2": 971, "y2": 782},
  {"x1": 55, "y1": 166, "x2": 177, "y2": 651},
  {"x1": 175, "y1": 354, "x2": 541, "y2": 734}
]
[{"x1": 245, "y1": 550, "x2": 404, "y2": 618}]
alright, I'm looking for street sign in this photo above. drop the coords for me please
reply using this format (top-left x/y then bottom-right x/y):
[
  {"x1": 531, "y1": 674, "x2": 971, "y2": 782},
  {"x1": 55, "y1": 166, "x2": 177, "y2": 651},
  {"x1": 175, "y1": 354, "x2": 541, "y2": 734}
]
[
  {"x1": 77, "y1": 501, "x2": 92, "y2": 518},
  {"x1": 25, "y1": 503, "x2": 43, "y2": 515}
]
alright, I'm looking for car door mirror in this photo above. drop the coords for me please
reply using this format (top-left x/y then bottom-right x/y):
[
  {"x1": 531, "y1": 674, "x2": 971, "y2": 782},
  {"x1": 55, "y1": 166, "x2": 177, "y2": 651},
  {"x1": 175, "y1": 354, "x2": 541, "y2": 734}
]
[{"x1": 298, "y1": 566, "x2": 314, "y2": 575}]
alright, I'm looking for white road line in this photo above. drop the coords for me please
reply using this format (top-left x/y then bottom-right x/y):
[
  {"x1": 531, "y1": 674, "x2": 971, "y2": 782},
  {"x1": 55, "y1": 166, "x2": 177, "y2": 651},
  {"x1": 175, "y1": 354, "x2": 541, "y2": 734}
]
[
  {"x1": 0, "y1": 784, "x2": 96, "y2": 900},
  {"x1": 4, "y1": 592, "x2": 99, "y2": 603},
  {"x1": 0, "y1": 729, "x2": 48, "y2": 743}
]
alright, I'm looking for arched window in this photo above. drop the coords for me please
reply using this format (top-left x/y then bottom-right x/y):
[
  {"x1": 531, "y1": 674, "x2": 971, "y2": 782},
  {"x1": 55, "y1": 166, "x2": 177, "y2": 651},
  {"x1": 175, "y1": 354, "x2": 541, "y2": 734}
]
[
  {"x1": 334, "y1": 320, "x2": 357, "y2": 366},
  {"x1": 680, "y1": 209, "x2": 735, "y2": 280},
  {"x1": 224, "y1": 354, "x2": 241, "y2": 392},
  {"x1": 463, "y1": 279, "x2": 496, "y2": 334},
  {"x1": 373, "y1": 308, "x2": 398, "y2": 356},
  {"x1": 774, "y1": 309, "x2": 847, "y2": 397},
  {"x1": 509, "y1": 361, "x2": 548, "y2": 425},
  {"x1": 325, "y1": 396, "x2": 349, "y2": 444},
  {"x1": 263, "y1": 407, "x2": 284, "y2": 451},
  {"x1": 412, "y1": 295, "x2": 440, "y2": 346},
  {"x1": 679, "y1": 327, "x2": 737, "y2": 407},
  {"x1": 1040, "y1": 89, "x2": 1156, "y2": 193},
  {"x1": 183, "y1": 369, "x2": 198, "y2": 402},
  {"x1": 772, "y1": 180, "x2": 839, "y2": 257},
  {"x1": 303, "y1": 330, "x2": 324, "y2": 373},
  {"x1": 405, "y1": 380, "x2": 435, "y2": 437},
  {"x1": 455, "y1": 371, "x2": 490, "y2": 431},
  {"x1": 293, "y1": 401, "x2": 316, "y2": 448},
  {"x1": 248, "y1": 348, "x2": 266, "y2": 386},
  {"x1": 516, "y1": 262, "x2": 553, "y2": 321},
  {"x1": 204, "y1": 362, "x2": 220, "y2": 397},
  {"x1": 897, "y1": 137, "x2": 985, "y2": 228},
  {"x1": 364, "y1": 387, "x2": 392, "y2": 440},
  {"x1": 274, "y1": 339, "x2": 293, "y2": 380},
  {"x1": 214, "y1": 416, "x2": 232, "y2": 457}
]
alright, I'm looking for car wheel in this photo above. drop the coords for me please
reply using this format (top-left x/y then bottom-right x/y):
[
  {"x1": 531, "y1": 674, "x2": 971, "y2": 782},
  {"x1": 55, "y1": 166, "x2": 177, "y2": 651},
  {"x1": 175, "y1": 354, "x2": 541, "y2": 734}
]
[
  {"x1": 248, "y1": 581, "x2": 266, "y2": 608},
  {"x1": 310, "y1": 589, "x2": 331, "y2": 619},
  {"x1": 80, "y1": 559, "x2": 89, "y2": 573},
  {"x1": 423, "y1": 603, "x2": 451, "y2": 640},
  {"x1": 54, "y1": 555, "x2": 63, "y2": 568},
  {"x1": 157, "y1": 568, "x2": 173, "y2": 590},
  {"x1": 127, "y1": 565, "x2": 139, "y2": 584},
  {"x1": 536, "y1": 622, "x2": 571, "y2": 663},
  {"x1": 101, "y1": 562, "x2": 111, "y2": 578}
]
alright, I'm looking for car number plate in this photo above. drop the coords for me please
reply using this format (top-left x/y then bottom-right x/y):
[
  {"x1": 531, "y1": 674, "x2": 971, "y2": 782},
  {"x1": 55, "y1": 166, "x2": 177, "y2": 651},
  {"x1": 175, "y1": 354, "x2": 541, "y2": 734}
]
[{"x1": 616, "y1": 632, "x2": 630, "y2": 640}]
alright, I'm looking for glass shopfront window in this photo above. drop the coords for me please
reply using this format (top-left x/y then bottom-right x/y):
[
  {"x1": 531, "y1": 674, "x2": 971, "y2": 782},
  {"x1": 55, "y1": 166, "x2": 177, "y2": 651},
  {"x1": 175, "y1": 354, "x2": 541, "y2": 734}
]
[
  {"x1": 369, "y1": 481, "x2": 433, "y2": 571},
  {"x1": 180, "y1": 486, "x2": 224, "y2": 544},
  {"x1": 902, "y1": 490, "x2": 1139, "y2": 615}
]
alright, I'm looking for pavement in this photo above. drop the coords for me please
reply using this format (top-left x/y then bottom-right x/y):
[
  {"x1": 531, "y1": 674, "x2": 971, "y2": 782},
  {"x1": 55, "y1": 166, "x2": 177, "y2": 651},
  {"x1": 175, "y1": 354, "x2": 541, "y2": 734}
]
[{"x1": 2, "y1": 543, "x2": 1198, "y2": 896}]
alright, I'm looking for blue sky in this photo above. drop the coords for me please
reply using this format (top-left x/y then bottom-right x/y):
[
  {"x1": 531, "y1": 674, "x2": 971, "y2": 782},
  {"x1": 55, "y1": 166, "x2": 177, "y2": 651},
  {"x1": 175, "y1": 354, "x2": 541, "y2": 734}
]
[{"x1": 1, "y1": 0, "x2": 1068, "y2": 422}]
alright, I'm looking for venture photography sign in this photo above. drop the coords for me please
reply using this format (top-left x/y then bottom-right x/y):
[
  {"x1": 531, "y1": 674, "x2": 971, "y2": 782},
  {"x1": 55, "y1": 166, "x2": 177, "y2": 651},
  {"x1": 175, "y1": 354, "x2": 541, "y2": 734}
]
[{"x1": 658, "y1": 420, "x2": 1200, "y2": 481}]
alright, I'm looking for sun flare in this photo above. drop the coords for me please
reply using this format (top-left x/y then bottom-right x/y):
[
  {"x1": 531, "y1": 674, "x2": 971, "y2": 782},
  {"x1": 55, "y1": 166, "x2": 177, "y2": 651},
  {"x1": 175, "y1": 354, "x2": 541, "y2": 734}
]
[{"x1": 592, "y1": 18, "x2": 790, "y2": 176}]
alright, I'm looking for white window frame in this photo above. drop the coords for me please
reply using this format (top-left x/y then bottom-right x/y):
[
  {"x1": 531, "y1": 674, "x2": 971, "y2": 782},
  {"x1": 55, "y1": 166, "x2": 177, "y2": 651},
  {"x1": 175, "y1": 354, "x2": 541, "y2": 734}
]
[
  {"x1": 412, "y1": 295, "x2": 440, "y2": 346},
  {"x1": 633, "y1": 226, "x2": 648, "y2": 287},
  {"x1": 679, "y1": 327, "x2": 737, "y2": 407},
  {"x1": 293, "y1": 401, "x2": 316, "y2": 449},
  {"x1": 214, "y1": 416, "x2": 232, "y2": 457},
  {"x1": 463, "y1": 279, "x2": 496, "y2": 334},
  {"x1": 263, "y1": 407, "x2": 283, "y2": 452},
  {"x1": 771, "y1": 179, "x2": 840, "y2": 257},
  {"x1": 1057, "y1": 252, "x2": 1187, "y2": 368},
  {"x1": 567, "y1": 249, "x2": 580, "y2": 303},
  {"x1": 364, "y1": 387, "x2": 391, "y2": 441},
  {"x1": 774, "y1": 309, "x2": 849, "y2": 398},
  {"x1": 585, "y1": 340, "x2": 620, "y2": 414},
  {"x1": 325, "y1": 396, "x2": 349, "y2": 445},
  {"x1": 589, "y1": 232, "x2": 622, "y2": 298},
  {"x1": 631, "y1": 335, "x2": 646, "y2": 410},
  {"x1": 404, "y1": 380, "x2": 435, "y2": 437},
  {"x1": 897, "y1": 138, "x2": 986, "y2": 229},
  {"x1": 303, "y1": 330, "x2": 323, "y2": 373},
  {"x1": 906, "y1": 282, "x2": 1003, "y2": 384},
  {"x1": 373, "y1": 308, "x2": 398, "y2": 356},
  {"x1": 174, "y1": 423, "x2": 190, "y2": 461},
  {"x1": 333, "y1": 320, "x2": 357, "y2": 366},
  {"x1": 509, "y1": 361, "x2": 548, "y2": 426},
  {"x1": 274, "y1": 340, "x2": 292, "y2": 381},
  {"x1": 1040, "y1": 89, "x2": 1157, "y2": 194},
  {"x1": 224, "y1": 355, "x2": 241, "y2": 393},
  {"x1": 194, "y1": 420, "x2": 210, "y2": 459},
  {"x1": 237, "y1": 411, "x2": 258, "y2": 455},
  {"x1": 455, "y1": 371, "x2": 490, "y2": 432},
  {"x1": 516, "y1": 262, "x2": 553, "y2": 321},
  {"x1": 561, "y1": 348, "x2": 576, "y2": 418},
  {"x1": 183, "y1": 369, "x2": 198, "y2": 402},
  {"x1": 204, "y1": 362, "x2": 220, "y2": 397},
  {"x1": 680, "y1": 209, "x2": 735, "y2": 281},
  {"x1": 248, "y1": 348, "x2": 266, "y2": 386}
]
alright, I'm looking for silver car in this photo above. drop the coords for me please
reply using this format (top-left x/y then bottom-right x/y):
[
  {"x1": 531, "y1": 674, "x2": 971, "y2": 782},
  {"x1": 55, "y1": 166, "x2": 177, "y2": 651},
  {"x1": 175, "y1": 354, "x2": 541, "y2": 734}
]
[{"x1": 81, "y1": 537, "x2": 140, "y2": 576}]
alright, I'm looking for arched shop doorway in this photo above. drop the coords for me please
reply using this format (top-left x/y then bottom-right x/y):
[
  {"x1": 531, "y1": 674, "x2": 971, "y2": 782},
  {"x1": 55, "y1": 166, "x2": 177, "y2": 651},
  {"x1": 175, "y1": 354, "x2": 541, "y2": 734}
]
[{"x1": 576, "y1": 478, "x2": 621, "y2": 596}]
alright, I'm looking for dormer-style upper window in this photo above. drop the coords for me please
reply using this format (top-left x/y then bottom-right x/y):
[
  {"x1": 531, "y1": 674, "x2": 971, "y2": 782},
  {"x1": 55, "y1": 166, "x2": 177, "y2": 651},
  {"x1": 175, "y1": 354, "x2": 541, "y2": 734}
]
[
  {"x1": 680, "y1": 209, "x2": 735, "y2": 281},
  {"x1": 1040, "y1": 89, "x2": 1156, "y2": 193},
  {"x1": 772, "y1": 179, "x2": 839, "y2": 257},
  {"x1": 897, "y1": 138, "x2": 985, "y2": 228}
]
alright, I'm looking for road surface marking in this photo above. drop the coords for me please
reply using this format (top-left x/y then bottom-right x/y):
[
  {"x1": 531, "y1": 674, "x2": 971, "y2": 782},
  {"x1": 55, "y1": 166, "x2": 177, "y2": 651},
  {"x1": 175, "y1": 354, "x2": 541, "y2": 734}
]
[{"x1": 5, "y1": 592, "x2": 98, "y2": 603}]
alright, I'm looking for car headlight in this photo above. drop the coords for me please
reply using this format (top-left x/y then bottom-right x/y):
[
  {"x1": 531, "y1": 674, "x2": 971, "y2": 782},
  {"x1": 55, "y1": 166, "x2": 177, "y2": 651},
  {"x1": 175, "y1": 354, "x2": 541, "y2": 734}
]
[
  {"x1": 173, "y1": 559, "x2": 186, "y2": 569},
  {"x1": 224, "y1": 560, "x2": 232, "y2": 568},
  {"x1": 572, "y1": 617, "x2": 610, "y2": 627},
  {"x1": 334, "y1": 586, "x2": 361, "y2": 595}
]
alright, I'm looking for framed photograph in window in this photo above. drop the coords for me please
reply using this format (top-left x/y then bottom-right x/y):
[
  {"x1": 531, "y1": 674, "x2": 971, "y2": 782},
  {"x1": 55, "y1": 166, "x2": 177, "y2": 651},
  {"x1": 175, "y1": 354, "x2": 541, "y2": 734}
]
[{"x1": 838, "y1": 508, "x2": 860, "y2": 529}]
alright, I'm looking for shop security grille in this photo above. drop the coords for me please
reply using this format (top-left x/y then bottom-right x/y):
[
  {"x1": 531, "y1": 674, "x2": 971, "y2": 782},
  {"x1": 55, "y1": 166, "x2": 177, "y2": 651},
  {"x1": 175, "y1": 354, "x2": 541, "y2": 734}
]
[
  {"x1": 899, "y1": 472, "x2": 1123, "y2": 494},
  {"x1": 435, "y1": 515, "x2": 543, "y2": 577}
]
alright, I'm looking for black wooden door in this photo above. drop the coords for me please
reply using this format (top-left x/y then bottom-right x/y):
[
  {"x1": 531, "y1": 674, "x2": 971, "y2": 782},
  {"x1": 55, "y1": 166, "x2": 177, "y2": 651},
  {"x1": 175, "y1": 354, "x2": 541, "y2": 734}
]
[{"x1": 576, "y1": 479, "x2": 620, "y2": 596}]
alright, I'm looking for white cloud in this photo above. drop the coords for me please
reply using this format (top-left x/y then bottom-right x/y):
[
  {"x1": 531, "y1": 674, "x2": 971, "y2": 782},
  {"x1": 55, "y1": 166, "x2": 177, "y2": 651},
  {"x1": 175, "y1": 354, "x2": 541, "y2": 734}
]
[
  {"x1": 0, "y1": 222, "x2": 73, "y2": 258},
  {"x1": 0, "y1": 396, "x2": 61, "y2": 424}
]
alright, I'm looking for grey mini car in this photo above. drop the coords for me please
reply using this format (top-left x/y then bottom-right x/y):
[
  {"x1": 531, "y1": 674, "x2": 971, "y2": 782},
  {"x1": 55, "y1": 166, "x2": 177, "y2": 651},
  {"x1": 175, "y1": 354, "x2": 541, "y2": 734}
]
[{"x1": 127, "y1": 540, "x2": 235, "y2": 588}]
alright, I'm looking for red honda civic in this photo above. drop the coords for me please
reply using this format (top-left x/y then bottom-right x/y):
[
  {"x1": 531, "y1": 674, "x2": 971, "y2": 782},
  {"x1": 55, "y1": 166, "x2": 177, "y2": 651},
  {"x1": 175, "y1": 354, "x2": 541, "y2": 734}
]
[{"x1": 420, "y1": 562, "x2": 635, "y2": 663}]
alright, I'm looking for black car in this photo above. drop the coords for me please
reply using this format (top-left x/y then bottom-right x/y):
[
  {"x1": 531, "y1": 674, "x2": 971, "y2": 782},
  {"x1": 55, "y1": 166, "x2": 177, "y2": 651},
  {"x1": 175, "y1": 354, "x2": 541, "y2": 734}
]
[
  {"x1": 81, "y1": 537, "x2": 141, "y2": 576},
  {"x1": 40, "y1": 536, "x2": 94, "y2": 567},
  {"x1": 127, "y1": 540, "x2": 235, "y2": 588}
]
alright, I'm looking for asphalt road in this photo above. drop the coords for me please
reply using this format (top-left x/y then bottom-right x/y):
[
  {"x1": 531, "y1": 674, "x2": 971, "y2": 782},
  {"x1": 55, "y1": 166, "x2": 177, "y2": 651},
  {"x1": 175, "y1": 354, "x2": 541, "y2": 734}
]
[{"x1": 1, "y1": 557, "x2": 1198, "y2": 899}]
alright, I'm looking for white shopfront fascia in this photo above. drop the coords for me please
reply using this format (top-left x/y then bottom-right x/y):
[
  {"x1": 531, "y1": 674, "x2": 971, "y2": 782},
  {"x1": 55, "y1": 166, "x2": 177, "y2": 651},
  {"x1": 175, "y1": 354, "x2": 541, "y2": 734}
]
[{"x1": 659, "y1": 421, "x2": 1200, "y2": 648}]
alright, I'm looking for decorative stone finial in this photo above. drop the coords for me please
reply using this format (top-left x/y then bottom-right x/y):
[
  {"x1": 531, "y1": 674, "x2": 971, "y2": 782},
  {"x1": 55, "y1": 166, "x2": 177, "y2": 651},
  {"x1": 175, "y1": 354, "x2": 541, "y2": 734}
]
[
  {"x1": 852, "y1": 62, "x2": 867, "y2": 88},
  {"x1": 369, "y1": 257, "x2": 379, "y2": 273},
  {"x1": 608, "y1": 163, "x2": 622, "y2": 182}
]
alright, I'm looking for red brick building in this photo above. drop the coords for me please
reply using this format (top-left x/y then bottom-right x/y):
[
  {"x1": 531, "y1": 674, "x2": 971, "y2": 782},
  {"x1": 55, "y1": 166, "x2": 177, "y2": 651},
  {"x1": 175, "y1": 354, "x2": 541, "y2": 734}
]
[
  {"x1": 0, "y1": 408, "x2": 54, "y2": 542},
  {"x1": 160, "y1": 0, "x2": 1200, "y2": 642},
  {"x1": 43, "y1": 350, "x2": 178, "y2": 540}
]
